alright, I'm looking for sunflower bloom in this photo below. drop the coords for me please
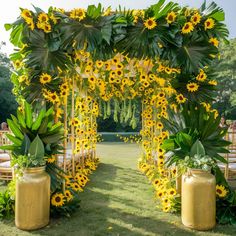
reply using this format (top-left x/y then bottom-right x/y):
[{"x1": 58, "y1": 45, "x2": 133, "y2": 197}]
[
  {"x1": 144, "y1": 17, "x2": 157, "y2": 30},
  {"x1": 47, "y1": 155, "x2": 56, "y2": 163},
  {"x1": 64, "y1": 190, "x2": 73, "y2": 201},
  {"x1": 38, "y1": 13, "x2": 49, "y2": 23},
  {"x1": 51, "y1": 193, "x2": 65, "y2": 207},
  {"x1": 39, "y1": 73, "x2": 52, "y2": 84},
  {"x1": 182, "y1": 22, "x2": 194, "y2": 34},
  {"x1": 196, "y1": 69, "x2": 207, "y2": 82},
  {"x1": 191, "y1": 12, "x2": 201, "y2": 25},
  {"x1": 187, "y1": 82, "x2": 199, "y2": 92},
  {"x1": 70, "y1": 8, "x2": 86, "y2": 21},
  {"x1": 176, "y1": 94, "x2": 187, "y2": 104},
  {"x1": 168, "y1": 188, "x2": 177, "y2": 196},
  {"x1": 209, "y1": 37, "x2": 219, "y2": 47},
  {"x1": 208, "y1": 80, "x2": 217, "y2": 86},
  {"x1": 166, "y1": 11, "x2": 176, "y2": 24},
  {"x1": 162, "y1": 205, "x2": 171, "y2": 212},
  {"x1": 21, "y1": 9, "x2": 32, "y2": 19},
  {"x1": 216, "y1": 185, "x2": 227, "y2": 198},
  {"x1": 204, "y1": 18, "x2": 215, "y2": 30}
]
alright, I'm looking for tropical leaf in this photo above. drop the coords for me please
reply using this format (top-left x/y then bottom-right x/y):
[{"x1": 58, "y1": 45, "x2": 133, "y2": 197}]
[
  {"x1": 24, "y1": 29, "x2": 73, "y2": 73},
  {"x1": 190, "y1": 139, "x2": 205, "y2": 156},
  {"x1": 169, "y1": 35, "x2": 218, "y2": 73},
  {"x1": 25, "y1": 102, "x2": 33, "y2": 128},
  {"x1": 5, "y1": 134, "x2": 22, "y2": 146},
  {"x1": 7, "y1": 119, "x2": 24, "y2": 140},
  {"x1": 21, "y1": 134, "x2": 31, "y2": 155},
  {"x1": 32, "y1": 108, "x2": 46, "y2": 131},
  {"x1": 29, "y1": 135, "x2": 45, "y2": 159}
]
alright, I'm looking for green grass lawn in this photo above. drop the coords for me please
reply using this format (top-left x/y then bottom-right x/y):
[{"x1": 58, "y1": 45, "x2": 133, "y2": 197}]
[{"x1": 1, "y1": 143, "x2": 236, "y2": 236}]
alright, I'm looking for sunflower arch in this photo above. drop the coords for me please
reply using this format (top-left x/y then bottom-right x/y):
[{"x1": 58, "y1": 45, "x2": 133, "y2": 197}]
[{"x1": 7, "y1": 0, "x2": 229, "y2": 215}]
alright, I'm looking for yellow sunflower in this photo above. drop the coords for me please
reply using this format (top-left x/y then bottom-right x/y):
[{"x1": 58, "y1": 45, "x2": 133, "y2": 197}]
[
  {"x1": 14, "y1": 60, "x2": 23, "y2": 69},
  {"x1": 43, "y1": 23, "x2": 52, "y2": 33},
  {"x1": 48, "y1": 92, "x2": 60, "y2": 104},
  {"x1": 156, "y1": 122, "x2": 164, "y2": 129},
  {"x1": 153, "y1": 179, "x2": 161, "y2": 187},
  {"x1": 156, "y1": 190, "x2": 164, "y2": 198},
  {"x1": 208, "y1": 80, "x2": 217, "y2": 86},
  {"x1": 209, "y1": 37, "x2": 219, "y2": 47},
  {"x1": 72, "y1": 182, "x2": 83, "y2": 192},
  {"x1": 70, "y1": 8, "x2": 86, "y2": 21},
  {"x1": 51, "y1": 193, "x2": 65, "y2": 207},
  {"x1": 204, "y1": 18, "x2": 215, "y2": 30},
  {"x1": 187, "y1": 82, "x2": 199, "y2": 92},
  {"x1": 21, "y1": 9, "x2": 32, "y2": 20},
  {"x1": 95, "y1": 60, "x2": 104, "y2": 68},
  {"x1": 47, "y1": 155, "x2": 56, "y2": 163},
  {"x1": 39, "y1": 73, "x2": 52, "y2": 84},
  {"x1": 182, "y1": 22, "x2": 194, "y2": 34},
  {"x1": 196, "y1": 69, "x2": 207, "y2": 82},
  {"x1": 144, "y1": 17, "x2": 157, "y2": 30},
  {"x1": 191, "y1": 12, "x2": 201, "y2": 25},
  {"x1": 216, "y1": 185, "x2": 227, "y2": 198},
  {"x1": 162, "y1": 205, "x2": 171, "y2": 212},
  {"x1": 176, "y1": 94, "x2": 187, "y2": 104},
  {"x1": 88, "y1": 75, "x2": 96, "y2": 84},
  {"x1": 168, "y1": 188, "x2": 177, "y2": 196},
  {"x1": 166, "y1": 11, "x2": 176, "y2": 24},
  {"x1": 115, "y1": 69, "x2": 123, "y2": 77},
  {"x1": 38, "y1": 13, "x2": 49, "y2": 23},
  {"x1": 64, "y1": 190, "x2": 73, "y2": 201}
]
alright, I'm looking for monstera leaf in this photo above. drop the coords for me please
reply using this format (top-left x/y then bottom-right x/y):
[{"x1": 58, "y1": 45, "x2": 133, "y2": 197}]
[
  {"x1": 171, "y1": 35, "x2": 218, "y2": 73},
  {"x1": 24, "y1": 29, "x2": 73, "y2": 73}
]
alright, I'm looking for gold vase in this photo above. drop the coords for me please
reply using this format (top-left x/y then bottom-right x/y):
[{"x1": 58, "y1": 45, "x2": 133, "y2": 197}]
[
  {"x1": 15, "y1": 166, "x2": 50, "y2": 230},
  {"x1": 181, "y1": 169, "x2": 216, "y2": 230}
]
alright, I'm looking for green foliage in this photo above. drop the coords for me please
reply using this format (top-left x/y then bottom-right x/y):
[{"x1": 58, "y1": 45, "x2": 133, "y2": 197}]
[
  {"x1": 1, "y1": 102, "x2": 63, "y2": 168},
  {"x1": 162, "y1": 104, "x2": 230, "y2": 166},
  {"x1": 212, "y1": 38, "x2": 236, "y2": 118},
  {"x1": 213, "y1": 166, "x2": 236, "y2": 225},
  {"x1": 0, "y1": 44, "x2": 18, "y2": 123},
  {"x1": 0, "y1": 189, "x2": 14, "y2": 219}
]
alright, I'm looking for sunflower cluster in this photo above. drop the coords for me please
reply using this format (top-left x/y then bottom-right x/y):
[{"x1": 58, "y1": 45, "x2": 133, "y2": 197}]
[
  {"x1": 21, "y1": 8, "x2": 57, "y2": 33},
  {"x1": 117, "y1": 134, "x2": 142, "y2": 144},
  {"x1": 138, "y1": 162, "x2": 180, "y2": 212},
  {"x1": 50, "y1": 157, "x2": 99, "y2": 216},
  {"x1": 21, "y1": 9, "x2": 34, "y2": 30}
]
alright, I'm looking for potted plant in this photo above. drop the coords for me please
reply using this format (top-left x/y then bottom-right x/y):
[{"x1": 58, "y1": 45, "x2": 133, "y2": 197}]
[
  {"x1": 0, "y1": 101, "x2": 64, "y2": 230},
  {"x1": 180, "y1": 140, "x2": 216, "y2": 230}
]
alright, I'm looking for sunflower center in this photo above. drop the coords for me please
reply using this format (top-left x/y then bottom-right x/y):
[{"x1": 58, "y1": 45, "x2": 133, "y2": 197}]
[
  {"x1": 55, "y1": 196, "x2": 61, "y2": 202},
  {"x1": 184, "y1": 24, "x2": 190, "y2": 30},
  {"x1": 168, "y1": 15, "x2": 173, "y2": 21},
  {"x1": 148, "y1": 20, "x2": 153, "y2": 26},
  {"x1": 217, "y1": 189, "x2": 222, "y2": 194}
]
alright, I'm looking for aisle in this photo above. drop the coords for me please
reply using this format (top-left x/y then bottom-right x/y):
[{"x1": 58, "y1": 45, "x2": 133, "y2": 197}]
[{"x1": 1, "y1": 143, "x2": 235, "y2": 236}]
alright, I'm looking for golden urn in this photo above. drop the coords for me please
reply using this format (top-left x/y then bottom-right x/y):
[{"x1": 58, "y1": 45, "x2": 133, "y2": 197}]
[
  {"x1": 181, "y1": 169, "x2": 216, "y2": 230},
  {"x1": 15, "y1": 166, "x2": 50, "y2": 230}
]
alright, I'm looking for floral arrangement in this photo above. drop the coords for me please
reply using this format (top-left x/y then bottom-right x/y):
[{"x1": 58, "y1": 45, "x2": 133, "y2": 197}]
[{"x1": 4, "y1": 0, "x2": 233, "y2": 224}]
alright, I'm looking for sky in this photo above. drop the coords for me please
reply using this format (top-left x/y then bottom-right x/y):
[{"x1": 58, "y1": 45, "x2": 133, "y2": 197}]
[{"x1": 0, "y1": 0, "x2": 235, "y2": 55}]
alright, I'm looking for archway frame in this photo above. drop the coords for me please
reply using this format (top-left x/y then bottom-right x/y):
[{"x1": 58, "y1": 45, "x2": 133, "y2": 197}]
[{"x1": 6, "y1": 0, "x2": 229, "y2": 215}]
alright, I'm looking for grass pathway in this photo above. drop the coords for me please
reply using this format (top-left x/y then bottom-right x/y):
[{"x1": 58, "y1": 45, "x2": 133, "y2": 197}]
[{"x1": 1, "y1": 143, "x2": 236, "y2": 236}]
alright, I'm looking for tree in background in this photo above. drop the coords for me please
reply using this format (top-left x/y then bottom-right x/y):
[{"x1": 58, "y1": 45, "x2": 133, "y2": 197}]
[
  {"x1": 212, "y1": 38, "x2": 236, "y2": 119},
  {"x1": 0, "y1": 43, "x2": 17, "y2": 123}
]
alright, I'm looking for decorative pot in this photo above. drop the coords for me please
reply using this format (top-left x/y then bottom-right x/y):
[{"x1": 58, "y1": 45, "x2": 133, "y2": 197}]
[
  {"x1": 15, "y1": 166, "x2": 50, "y2": 230},
  {"x1": 181, "y1": 169, "x2": 216, "y2": 230}
]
